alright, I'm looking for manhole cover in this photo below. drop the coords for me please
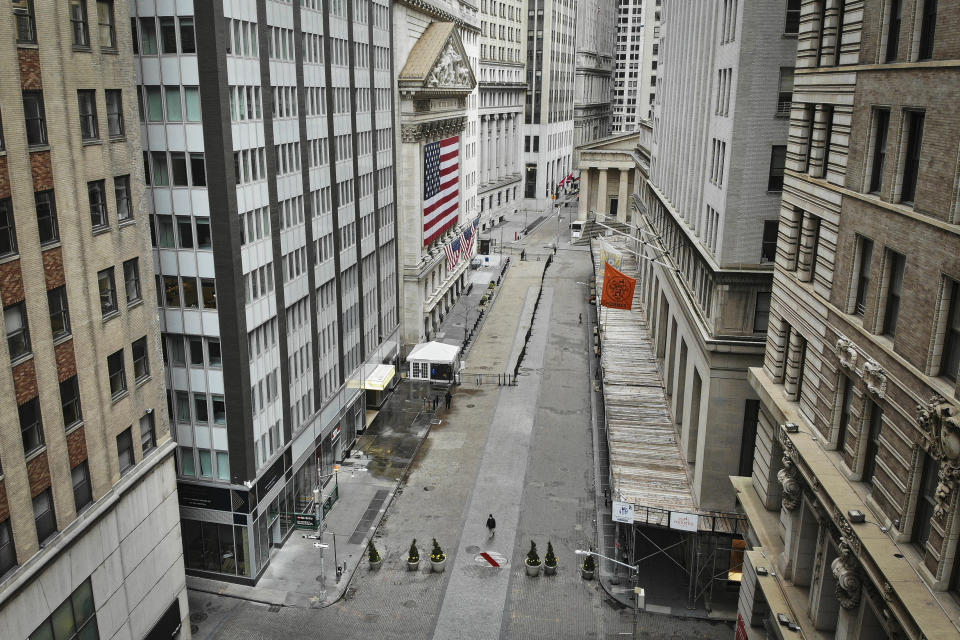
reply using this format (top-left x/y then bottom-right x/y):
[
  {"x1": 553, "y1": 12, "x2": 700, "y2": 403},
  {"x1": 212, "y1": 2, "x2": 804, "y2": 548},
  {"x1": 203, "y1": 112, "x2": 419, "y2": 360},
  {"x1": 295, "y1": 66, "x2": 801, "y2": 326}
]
[
  {"x1": 190, "y1": 625, "x2": 199, "y2": 634},
  {"x1": 268, "y1": 605, "x2": 282, "y2": 613},
  {"x1": 423, "y1": 485, "x2": 434, "y2": 491},
  {"x1": 189, "y1": 612, "x2": 207, "y2": 624},
  {"x1": 465, "y1": 545, "x2": 480, "y2": 554},
  {"x1": 467, "y1": 404, "x2": 475, "y2": 408},
  {"x1": 315, "y1": 575, "x2": 324, "y2": 582},
  {"x1": 402, "y1": 600, "x2": 418, "y2": 609}
]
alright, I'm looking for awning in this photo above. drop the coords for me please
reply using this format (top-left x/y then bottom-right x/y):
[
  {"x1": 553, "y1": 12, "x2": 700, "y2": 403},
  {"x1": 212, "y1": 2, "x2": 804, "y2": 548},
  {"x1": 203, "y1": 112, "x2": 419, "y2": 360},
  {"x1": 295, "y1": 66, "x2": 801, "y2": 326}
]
[
  {"x1": 347, "y1": 364, "x2": 396, "y2": 391},
  {"x1": 407, "y1": 341, "x2": 460, "y2": 364}
]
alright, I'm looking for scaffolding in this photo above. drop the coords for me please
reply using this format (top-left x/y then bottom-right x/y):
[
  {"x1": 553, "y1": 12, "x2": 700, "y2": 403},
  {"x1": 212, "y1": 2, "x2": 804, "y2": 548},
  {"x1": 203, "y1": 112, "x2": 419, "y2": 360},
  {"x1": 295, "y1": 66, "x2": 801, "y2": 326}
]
[{"x1": 591, "y1": 238, "x2": 747, "y2": 612}]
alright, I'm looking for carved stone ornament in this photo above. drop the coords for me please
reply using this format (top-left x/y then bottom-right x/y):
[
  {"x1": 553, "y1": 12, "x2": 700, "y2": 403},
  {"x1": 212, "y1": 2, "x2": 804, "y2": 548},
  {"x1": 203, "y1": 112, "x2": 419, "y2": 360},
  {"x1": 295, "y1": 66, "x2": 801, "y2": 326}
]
[
  {"x1": 400, "y1": 116, "x2": 467, "y2": 143},
  {"x1": 777, "y1": 455, "x2": 802, "y2": 511},
  {"x1": 917, "y1": 395, "x2": 960, "y2": 519},
  {"x1": 862, "y1": 360, "x2": 888, "y2": 399},
  {"x1": 882, "y1": 581, "x2": 895, "y2": 602},
  {"x1": 835, "y1": 335, "x2": 858, "y2": 370},
  {"x1": 831, "y1": 538, "x2": 863, "y2": 610},
  {"x1": 425, "y1": 42, "x2": 473, "y2": 88}
]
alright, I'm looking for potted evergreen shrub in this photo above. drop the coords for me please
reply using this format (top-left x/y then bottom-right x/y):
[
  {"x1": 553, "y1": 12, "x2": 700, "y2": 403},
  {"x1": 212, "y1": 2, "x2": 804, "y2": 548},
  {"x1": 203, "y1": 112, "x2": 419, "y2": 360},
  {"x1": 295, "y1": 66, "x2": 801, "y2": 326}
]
[
  {"x1": 430, "y1": 538, "x2": 446, "y2": 573},
  {"x1": 407, "y1": 539, "x2": 420, "y2": 572},
  {"x1": 544, "y1": 541, "x2": 558, "y2": 576},
  {"x1": 368, "y1": 541, "x2": 383, "y2": 571},
  {"x1": 525, "y1": 540, "x2": 542, "y2": 576},
  {"x1": 581, "y1": 552, "x2": 595, "y2": 580}
]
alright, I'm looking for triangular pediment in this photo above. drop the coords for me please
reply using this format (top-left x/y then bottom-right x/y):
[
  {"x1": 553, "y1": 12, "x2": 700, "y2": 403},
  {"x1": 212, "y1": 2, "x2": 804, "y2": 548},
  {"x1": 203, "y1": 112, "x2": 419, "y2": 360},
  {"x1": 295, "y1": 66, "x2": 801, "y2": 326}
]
[{"x1": 399, "y1": 22, "x2": 476, "y2": 93}]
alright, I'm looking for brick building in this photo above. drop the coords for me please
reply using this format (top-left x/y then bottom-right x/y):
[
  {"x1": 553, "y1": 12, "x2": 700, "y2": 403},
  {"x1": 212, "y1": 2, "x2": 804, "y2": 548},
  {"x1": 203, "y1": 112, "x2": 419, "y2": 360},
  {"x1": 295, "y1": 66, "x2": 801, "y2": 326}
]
[
  {"x1": 0, "y1": 2, "x2": 187, "y2": 639},
  {"x1": 734, "y1": 1, "x2": 960, "y2": 638}
]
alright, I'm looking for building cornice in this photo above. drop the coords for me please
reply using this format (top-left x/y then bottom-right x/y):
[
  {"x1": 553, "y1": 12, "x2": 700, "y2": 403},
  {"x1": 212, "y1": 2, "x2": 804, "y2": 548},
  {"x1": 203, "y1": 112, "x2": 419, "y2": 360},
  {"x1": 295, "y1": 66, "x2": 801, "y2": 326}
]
[{"x1": 396, "y1": 0, "x2": 480, "y2": 32}]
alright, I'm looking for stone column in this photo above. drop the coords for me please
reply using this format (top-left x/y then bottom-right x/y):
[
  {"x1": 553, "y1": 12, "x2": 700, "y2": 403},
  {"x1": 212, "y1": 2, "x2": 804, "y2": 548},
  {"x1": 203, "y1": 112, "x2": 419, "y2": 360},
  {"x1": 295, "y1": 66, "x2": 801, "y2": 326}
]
[
  {"x1": 796, "y1": 211, "x2": 818, "y2": 282},
  {"x1": 783, "y1": 328, "x2": 805, "y2": 399},
  {"x1": 487, "y1": 118, "x2": 495, "y2": 184},
  {"x1": 807, "y1": 105, "x2": 831, "y2": 178},
  {"x1": 578, "y1": 169, "x2": 590, "y2": 219},
  {"x1": 496, "y1": 115, "x2": 504, "y2": 181},
  {"x1": 617, "y1": 168, "x2": 630, "y2": 223},
  {"x1": 596, "y1": 168, "x2": 608, "y2": 222},
  {"x1": 511, "y1": 115, "x2": 519, "y2": 175}
]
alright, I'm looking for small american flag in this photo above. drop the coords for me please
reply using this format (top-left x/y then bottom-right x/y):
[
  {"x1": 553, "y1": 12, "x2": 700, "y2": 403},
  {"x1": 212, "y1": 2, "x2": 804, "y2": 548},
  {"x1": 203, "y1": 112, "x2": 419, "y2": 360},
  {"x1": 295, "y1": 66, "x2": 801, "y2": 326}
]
[
  {"x1": 461, "y1": 227, "x2": 475, "y2": 256},
  {"x1": 444, "y1": 236, "x2": 462, "y2": 271},
  {"x1": 423, "y1": 135, "x2": 460, "y2": 246}
]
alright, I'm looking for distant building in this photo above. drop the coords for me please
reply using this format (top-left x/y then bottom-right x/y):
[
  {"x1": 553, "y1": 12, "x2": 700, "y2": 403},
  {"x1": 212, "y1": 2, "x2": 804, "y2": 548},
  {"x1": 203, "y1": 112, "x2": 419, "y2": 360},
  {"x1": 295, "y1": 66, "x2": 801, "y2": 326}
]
[
  {"x1": 132, "y1": 0, "x2": 401, "y2": 583},
  {"x1": 573, "y1": 0, "x2": 616, "y2": 146},
  {"x1": 735, "y1": 1, "x2": 960, "y2": 638},
  {"x1": 612, "y1": 0, "x2": 659, "y2": 130},
  {"x1": 637, "y1": 0, "x2": 796, "y2": 511},
  {"x1": 0, "y1": 3, "x2": 186, "y2": 638},
  {"x1": 393, "y1": 0, "x2": 481, "y2": 346},
  {"x1": 523, "y1": 0, "x2": 577, "y2": 210},
  {"x1": 477, "y1": 0, "x2": 526, "y2": 236}
]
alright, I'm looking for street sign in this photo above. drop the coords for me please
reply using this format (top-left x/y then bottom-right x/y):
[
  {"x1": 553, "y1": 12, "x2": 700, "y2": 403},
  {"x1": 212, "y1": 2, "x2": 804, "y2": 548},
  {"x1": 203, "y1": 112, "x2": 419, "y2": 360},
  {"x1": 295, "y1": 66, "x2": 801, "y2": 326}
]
[
  {"x1": 669, "y1": 511, "x2": 700, "y2": 532},
  {"x1": 612, "y1": 501, "x2": 634, "y2": 524}
]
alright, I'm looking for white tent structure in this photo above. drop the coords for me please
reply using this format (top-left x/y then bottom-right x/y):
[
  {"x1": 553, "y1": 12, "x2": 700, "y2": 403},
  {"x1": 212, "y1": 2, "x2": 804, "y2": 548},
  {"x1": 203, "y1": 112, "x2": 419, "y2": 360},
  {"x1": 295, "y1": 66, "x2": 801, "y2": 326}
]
[{"x1": 407, "y1": 341, "x2": 461, "y2": 383}]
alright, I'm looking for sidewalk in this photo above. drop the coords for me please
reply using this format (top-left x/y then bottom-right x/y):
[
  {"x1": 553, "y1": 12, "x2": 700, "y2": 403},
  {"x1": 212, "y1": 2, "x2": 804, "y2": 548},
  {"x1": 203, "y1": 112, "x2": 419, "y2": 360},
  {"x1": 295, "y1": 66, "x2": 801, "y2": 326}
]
[{"x1": 186, "y1": 379, "x2": 438, "y2": 609}]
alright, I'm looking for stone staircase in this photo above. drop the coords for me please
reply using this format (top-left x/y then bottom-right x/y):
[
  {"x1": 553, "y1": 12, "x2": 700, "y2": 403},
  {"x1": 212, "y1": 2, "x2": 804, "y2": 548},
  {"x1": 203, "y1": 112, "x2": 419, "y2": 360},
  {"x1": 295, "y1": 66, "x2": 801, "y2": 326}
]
[{"x1": 572, "y1": 216, "x2": 632, "y2": 245}]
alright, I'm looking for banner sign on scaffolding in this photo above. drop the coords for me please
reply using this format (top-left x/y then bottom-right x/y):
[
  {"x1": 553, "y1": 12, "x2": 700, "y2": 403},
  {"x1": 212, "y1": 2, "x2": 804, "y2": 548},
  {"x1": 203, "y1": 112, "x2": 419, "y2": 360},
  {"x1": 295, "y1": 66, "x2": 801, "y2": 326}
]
[
  {"x1": 612, "y1": 501, "x2": 634, "y2": 524},
  {"x1": 600, "y1": 262, "x2": 637, "y2": 310},
  {"x1": 669, "y1": 511, "x2": 699, "y2": 532}
]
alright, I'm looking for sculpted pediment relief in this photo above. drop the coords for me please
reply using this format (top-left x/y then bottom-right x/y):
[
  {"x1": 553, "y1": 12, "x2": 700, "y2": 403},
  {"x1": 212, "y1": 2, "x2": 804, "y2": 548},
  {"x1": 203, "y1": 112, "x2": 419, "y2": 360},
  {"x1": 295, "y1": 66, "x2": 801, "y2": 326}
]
[{"x1": 398, "y1": 22, "x2": 476, "y2": 95}]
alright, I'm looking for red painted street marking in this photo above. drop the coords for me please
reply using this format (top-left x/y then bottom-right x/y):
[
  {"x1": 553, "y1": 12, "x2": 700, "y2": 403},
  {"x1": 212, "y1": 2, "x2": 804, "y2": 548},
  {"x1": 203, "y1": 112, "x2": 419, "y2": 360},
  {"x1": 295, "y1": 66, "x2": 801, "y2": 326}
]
[{"x1": 480, "y1": 552, "x2": 500, "y2": 567}]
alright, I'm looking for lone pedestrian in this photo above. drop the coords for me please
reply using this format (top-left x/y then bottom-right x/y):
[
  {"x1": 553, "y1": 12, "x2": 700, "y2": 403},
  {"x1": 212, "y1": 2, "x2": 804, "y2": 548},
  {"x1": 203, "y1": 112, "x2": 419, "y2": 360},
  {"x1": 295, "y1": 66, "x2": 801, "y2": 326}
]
[
  {"x1": 486, "y1": 514, "x2": 496, "y2": 537},
  {"x1": 579, "y1": 312, "x2": 582, "y2": 325},
  {"x1": 445, "y1": 391, "x2": 452, "y2": 409},
  {"x1": 432, "y1": 395, "x2": 439, "y2": 411}
]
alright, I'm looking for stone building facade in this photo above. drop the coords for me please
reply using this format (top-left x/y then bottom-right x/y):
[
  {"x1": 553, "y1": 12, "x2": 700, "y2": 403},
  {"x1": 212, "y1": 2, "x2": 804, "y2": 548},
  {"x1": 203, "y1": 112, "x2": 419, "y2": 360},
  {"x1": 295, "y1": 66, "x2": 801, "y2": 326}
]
[
  {"x1": 634, "y1": 0, "x2": 796, "y2": 512},
  {"x1": 394, "y1": 1, "x2": 481, "y2": 347},
  {"x1": 735, "y1": 1, "x2": 960, "y2": 638},
  {"x1": 133, "y1": 0, "x2": 401, "y2": 583},
  {"x1": 0, "y1": 2, "x2": 187, "y2": 638},
  {"x1": 573, "y1": 0, "x2": 616, "y2": 146},
  {"x1": 477, "y1": 0, "x2": 525, "y2": 237}
]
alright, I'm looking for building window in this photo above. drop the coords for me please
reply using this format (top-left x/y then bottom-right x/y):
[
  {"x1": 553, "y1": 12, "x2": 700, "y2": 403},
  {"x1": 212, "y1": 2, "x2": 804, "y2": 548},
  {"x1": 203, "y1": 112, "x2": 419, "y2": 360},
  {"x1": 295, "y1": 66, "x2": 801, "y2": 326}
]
[
  {"x1": 114, "y1": 175, "x2": 131, "y2": 220},
  {"x1": 201, "y1": 279, "x2": 217, "y2": 309},
  {"x1": 777, "y1": 67, "x2": 794, "y2": 115},
  {"x1": 23, "y1": 91, "x2": 47, "y2": 146},
  {"x1": 886, "y1": 0, "x2": 902, "y2": 62},
  {"x1": 913, "y1": 453, "x2": 939, "y2": 547},
  {"x1": 5, "y1": 302, "x2": 31, "y2": 360},
  {"x1": 179, "y1": 446, "x2": 195, "y2": 476},
  {"x1": 71, "y1": 461, "x2": 92, "y2": 512},
  {"x1": 753, "y1": 292, "x2": 771, "y2": 333},
  {"x1": 179, "y1": 16, "x2": 196, "y2": 53},
  {"x1": 48, "y1": 286, "x2": 71, "y2": 339},
  {"x1": 107, "y1": 349, "x2": 126, "y2": 397},
  {"x1": 899, "y1": 110, "x2": 924, "y2": 204},
  {"x1": 869, "y1": 109, "x2": 890, "y2": 194},
  {"x1": 862, "y1": 402, "x2": 883, "y2": 485},
  {"x1": 939, "y1": 278, "x2": 960, "y2": 382},
  {"x1": 97, "y1": 267, "x2": 118, "y2": 316},
  {"x1": 77, "y1": 90, "x2": 99, "y2": 140},
  {"x1": 0, "y1": 199, "x2": 15, "y2": 257},
  {"x1": 105, "y1": 89, "x2": 124, "y2": 137},
  {"x1": 97, "y1": 0, "x2": 116, "y2": 49},
  {"x1": 767, "y1": 145, "x2": 786, "y2": 191},
  {"x1": 836, "y1": 376, "x2": 854, "y2": 452},
  {"x1": 123, "y1": 258, "x2": 141, "y2": 304},
  {"x1": 19, "y1": 397, "x2": 44, "y2": 454},
  {"x1": 88, "y1": 180, "x2": 108, "y2": 229},
  {"x1": 28, "y1": 580, "x2": 99, "y2": 640},
  {"x1": 881, "y1": 251, "x2": 905, "y2": 337},
  {"x1": 853, "y1": 236, "x2": 874, "y2": 317},
  {"x1": 0, "y1": 519, "x2": 15, "y2": 576},
  {"x1": 117, "y1": 426, "x2": 134, "y2": 473},
  {"x1": 12, "y1": 0, "x2": 36, "y2": 43},
  {"x1": 132, "y1": 336, "x2": 149, "y2": 381},
  {"x1": 140, "y1": 413, "x2": 156, "y2": 453},
  {"x1": 191, "y1": 153, "x2": 207, "y2": 186},
  {"x1": 761, "y1": 219, "x2": 778, "y2": 263},
  {"x1": 35, "y1": 190, "x2": 59, "y2": 245},
  {"x1": 917, "y1": 0, "x2": 938, "y2": 61},
  {"x1": 159, "y1": 16, "x2": 177, "y2": 54},
  {"x1": 69, "y1": 0, "x2": 89, "y2": 46},
  {"x1": 32, "y1": 488, "x2": 56, "y2": 543},
  {"x1": 784, "y1": 0, "x2": 801, "y2": 34},
  {"x1": 60, "y1": 375, "x2": 82, "y2": 428}
]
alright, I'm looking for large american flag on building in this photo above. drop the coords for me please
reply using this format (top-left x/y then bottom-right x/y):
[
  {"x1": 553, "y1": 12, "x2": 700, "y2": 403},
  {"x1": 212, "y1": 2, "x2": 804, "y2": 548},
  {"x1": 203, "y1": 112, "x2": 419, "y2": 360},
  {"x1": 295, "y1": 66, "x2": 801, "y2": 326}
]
[{"x1": 423, "y1": 135, "x2": 460, "y2": 246}]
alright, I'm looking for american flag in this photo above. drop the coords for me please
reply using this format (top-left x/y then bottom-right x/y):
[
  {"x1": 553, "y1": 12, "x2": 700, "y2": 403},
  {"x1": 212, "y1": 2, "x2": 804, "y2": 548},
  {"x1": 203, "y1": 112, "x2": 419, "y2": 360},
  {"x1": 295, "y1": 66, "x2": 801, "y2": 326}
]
[
  {"x1": 444, "y1": 236, "x2": 462, "y2": 271},
  {"x1": 423, "y1": 136, "x2": 460, "y2": 246},
  {"x1": 461, "y1": 227, "x2": 475, "y2": 256}
]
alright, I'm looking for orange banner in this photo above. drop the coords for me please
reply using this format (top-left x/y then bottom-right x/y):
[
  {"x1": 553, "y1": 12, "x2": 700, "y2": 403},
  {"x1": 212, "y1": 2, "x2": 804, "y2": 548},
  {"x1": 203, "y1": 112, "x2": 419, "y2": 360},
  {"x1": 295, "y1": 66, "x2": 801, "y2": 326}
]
[{"x1": 600, "y1": 263, "x2": 636, "y2": 310}]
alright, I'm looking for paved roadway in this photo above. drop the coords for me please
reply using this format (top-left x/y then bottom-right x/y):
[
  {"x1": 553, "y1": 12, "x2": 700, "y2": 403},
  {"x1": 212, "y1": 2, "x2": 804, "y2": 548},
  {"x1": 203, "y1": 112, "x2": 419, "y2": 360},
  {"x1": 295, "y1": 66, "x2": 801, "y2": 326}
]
[{"x1": 188, "y1": 207, "x2": 732, "y2": 639}]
